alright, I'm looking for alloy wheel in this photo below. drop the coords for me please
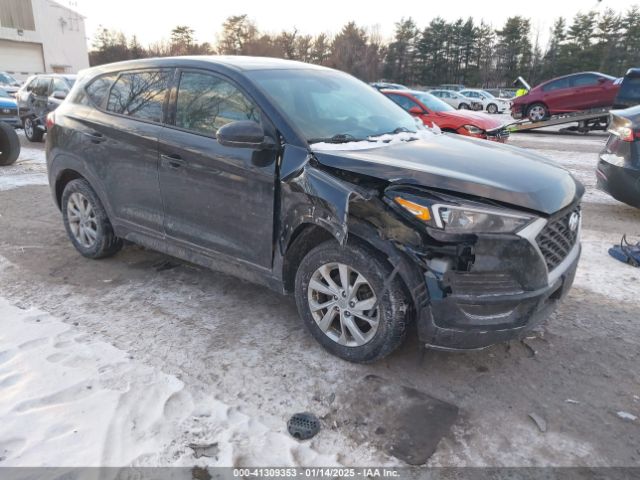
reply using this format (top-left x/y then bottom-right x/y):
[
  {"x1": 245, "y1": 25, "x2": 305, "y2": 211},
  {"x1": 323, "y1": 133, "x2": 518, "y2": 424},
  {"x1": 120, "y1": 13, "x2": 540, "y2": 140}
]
[
  {"x1": 24, "y1": 118, "x2": 34, "y2": 138},
  {"x1": 488, "y1": 104, "x2": 498, "y2": 114},
  {"x1": 307, "y1": 262, "x2": 379, "y2": 347},
  {"x1": 529, "y1": 105, "x2": 547, "y2": 122},
  {"x1": 67, "y1": 192, "x2": 98, "y2": 248}
]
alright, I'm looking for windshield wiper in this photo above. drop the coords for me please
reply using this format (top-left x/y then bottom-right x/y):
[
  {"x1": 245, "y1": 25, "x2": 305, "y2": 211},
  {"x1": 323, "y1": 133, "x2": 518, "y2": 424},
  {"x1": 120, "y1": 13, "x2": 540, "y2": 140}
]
[
  {"x1": 370, "y1": 127, "x2": 416, "y2": 137},
  {"x1": 308, "y1": 133, "x2": 364, "y2": 144}
]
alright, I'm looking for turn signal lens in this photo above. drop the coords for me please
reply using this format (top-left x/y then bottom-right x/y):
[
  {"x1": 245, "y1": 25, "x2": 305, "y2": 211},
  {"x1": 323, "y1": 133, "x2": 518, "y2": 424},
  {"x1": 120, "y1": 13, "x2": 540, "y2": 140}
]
[{"x1": 394, "y1": 197, "x2": 431, "y2": 221}]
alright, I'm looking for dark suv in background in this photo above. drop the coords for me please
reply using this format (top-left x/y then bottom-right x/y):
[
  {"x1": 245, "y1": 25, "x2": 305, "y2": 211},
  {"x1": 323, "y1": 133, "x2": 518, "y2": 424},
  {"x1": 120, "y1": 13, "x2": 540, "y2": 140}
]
[
  {"x1": 17, "y1": 74, "x2": 76, "y2": 142},
  {"x1": 46, "y1": 56, "x2": 583, "y2": 362}
]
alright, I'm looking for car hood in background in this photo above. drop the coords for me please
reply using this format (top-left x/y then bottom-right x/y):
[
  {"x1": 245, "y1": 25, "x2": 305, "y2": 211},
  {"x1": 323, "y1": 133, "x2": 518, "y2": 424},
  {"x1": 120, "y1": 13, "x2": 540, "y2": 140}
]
[
  {"x1": 313, "y1": 134, "x2": 582, "y2": 215},
  {"x1": 435, "y1": 110, "x2": 504, "y2": 129}
]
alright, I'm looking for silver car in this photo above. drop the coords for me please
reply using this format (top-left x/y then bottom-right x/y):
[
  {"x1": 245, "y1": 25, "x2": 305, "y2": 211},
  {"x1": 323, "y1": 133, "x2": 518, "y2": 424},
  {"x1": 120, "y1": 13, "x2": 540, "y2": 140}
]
[{"x1": 429, "y1": 89, "x2": 481, "y2": 110}]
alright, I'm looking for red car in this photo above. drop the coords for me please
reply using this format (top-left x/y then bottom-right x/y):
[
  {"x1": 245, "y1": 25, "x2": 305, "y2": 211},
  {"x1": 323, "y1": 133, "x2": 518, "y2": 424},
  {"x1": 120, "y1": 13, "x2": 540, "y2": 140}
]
[
  {"x1": 382, "y1": 89, "x2": 509, "y2": 142},
  {"x1": 512, "y1": 71, "x2": 620, "y2": 122}
]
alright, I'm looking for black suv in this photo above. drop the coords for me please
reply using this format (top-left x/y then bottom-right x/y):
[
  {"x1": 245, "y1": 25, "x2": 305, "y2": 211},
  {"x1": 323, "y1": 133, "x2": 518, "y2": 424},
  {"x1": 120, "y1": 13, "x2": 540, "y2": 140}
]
[
  {"x1": 17, "y1": 74, "x2": 76, "y2": 142},
  {"x1": 46, "y1": 57, "x2": 583, "y2": 362}
]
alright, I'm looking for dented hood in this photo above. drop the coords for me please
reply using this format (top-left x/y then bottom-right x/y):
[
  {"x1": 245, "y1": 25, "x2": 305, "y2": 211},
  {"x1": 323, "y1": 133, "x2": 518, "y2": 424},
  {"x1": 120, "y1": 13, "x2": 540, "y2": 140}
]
[{"x1": 312, "y1": 134, "x2": 583, "y2": 215}]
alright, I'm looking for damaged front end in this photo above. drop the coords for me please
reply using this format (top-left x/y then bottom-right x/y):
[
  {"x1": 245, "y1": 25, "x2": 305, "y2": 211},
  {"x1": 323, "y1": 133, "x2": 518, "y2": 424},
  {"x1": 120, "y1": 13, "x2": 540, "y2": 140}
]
[
  {"x1": 382, "y1": 186, "x2": 581, "y2": 350},
  {"x1": 277, "y1": 144, "x2": 581, "y2": 351}
]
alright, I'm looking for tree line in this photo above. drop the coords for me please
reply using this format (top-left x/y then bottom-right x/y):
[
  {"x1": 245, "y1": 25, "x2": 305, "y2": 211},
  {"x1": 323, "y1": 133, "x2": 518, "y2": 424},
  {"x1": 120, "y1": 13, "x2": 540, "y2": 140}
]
[{"x1": 89, "y1": 7, "x2": 640, "y2": 88}]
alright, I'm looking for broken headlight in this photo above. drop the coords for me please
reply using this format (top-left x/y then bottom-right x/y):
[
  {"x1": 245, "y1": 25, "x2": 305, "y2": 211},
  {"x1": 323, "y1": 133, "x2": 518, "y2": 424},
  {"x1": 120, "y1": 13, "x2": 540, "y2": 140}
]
[{"x1": 394, "y1": 196, "x2": 535, "y2": 234}]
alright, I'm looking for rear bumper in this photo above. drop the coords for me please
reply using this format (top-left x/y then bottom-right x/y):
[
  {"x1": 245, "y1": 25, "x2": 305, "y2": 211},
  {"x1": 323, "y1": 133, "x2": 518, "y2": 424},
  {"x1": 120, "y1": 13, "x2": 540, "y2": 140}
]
[
  {"x1": 596, "y1": 158, "x2": 640, "y2": 208},
  {"x1": 416, "y1": 243, "x2": 580, "y2": 351}
]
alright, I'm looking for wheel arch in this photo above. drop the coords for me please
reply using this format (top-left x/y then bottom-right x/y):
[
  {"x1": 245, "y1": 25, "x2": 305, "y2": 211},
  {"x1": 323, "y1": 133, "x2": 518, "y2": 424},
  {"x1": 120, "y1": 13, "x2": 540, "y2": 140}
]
[{"x1": 54, "y1": 169, "x2": 86, "y2": 209}]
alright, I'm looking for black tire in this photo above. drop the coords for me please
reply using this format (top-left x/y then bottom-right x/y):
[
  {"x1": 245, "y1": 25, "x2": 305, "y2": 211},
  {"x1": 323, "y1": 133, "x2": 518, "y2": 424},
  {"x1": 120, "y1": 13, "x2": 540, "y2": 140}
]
[
  {"x1": 0, "y1": 122, "x2": 20, "y2": 166},
  {"x1": 61, "y1": 179, "x2": 123, "y2": 259},
  {"x1": 23, "y1": 116, "x2": 44, "y2": 142},
  {"x1": 459, "y1": 103, "x2": 470, "y2": 110},
  {"x1": 527, "y1": 102, "x2": 549, "y2": 122},
  {"x1": 487, "y1": 103, "x2": 498, "y2": 114},
  {"x1": 294, "y1": 240, "x2": 409, "y2": 363}
]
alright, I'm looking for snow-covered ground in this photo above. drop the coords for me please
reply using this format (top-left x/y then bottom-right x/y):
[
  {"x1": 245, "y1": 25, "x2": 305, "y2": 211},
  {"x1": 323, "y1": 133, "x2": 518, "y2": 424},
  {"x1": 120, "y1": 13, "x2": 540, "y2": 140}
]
[{"x1": 0, "y1": 128, "x2": 638, "y2": 467}]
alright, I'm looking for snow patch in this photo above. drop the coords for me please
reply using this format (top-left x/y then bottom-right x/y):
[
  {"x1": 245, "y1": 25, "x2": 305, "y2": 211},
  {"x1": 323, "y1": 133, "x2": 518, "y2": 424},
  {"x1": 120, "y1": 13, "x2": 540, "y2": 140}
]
[
  {"x1": 616, "y1": 411, "x2": 637, "y2": 421},
  {"x1": 0, "y1": 173, "x2": 48, "y2": 191},
  {"x1": 0, "y1": 298, "x2": 341, "y2": 467},
  {"x1": 311, "y1": 129, "x2": 439, "y2": 152}
]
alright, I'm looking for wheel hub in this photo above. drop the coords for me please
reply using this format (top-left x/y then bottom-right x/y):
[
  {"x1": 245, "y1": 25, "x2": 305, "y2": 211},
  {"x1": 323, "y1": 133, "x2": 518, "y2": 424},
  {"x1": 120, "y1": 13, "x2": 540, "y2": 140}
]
[{"x1": 307, "y1": 262, "x2": 379, "y2": 347}]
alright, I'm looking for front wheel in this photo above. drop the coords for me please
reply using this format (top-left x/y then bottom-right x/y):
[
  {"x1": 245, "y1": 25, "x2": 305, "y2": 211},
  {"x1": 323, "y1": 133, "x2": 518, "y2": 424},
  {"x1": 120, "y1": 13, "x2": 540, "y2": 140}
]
[
  {"x1": 23, "y1": 117, "x2": 44, "y2": 142},
  {"x1": 294, "y1": 240, "x2": 409, "y2": 363},
  {"x1": 459, "y1": 103, "x2": 470, "y2": 110},
  {"x1": 527, "y1": 103, "x2": 549, "y2": 122},
  {"x1": 487, "y1": 103, "x2": 498, "y2": 114}
]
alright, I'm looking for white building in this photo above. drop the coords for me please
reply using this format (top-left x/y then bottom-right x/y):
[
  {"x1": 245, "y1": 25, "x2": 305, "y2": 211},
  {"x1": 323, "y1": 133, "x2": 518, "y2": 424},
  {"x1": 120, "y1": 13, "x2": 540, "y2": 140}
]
[{"x1": 0, "y1": 0, "x2": 89, "y2": 81}]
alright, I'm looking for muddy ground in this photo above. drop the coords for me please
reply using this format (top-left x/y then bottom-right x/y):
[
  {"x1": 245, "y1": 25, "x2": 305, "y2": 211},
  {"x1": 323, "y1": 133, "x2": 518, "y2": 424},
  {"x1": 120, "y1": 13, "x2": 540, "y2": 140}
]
[{"x1": 0, "y1": 128, "x2": 639, "y2": 466}]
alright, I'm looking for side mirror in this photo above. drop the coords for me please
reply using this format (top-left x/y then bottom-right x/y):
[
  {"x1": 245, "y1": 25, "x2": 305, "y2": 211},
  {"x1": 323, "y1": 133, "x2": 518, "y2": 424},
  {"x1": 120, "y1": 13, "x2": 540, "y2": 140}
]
[
  {"x1": 217, "y1": 120, "x2": 275, "y2": 149},
  {"x1": 51, "y1": 90, "x2": 67, "y2": 100},
  {"x1": 597, "y1": 77, "x2": 607, "y2": 84},
  {"x1": 409, "y1": 106, "x2": 425, "y2": 115}
]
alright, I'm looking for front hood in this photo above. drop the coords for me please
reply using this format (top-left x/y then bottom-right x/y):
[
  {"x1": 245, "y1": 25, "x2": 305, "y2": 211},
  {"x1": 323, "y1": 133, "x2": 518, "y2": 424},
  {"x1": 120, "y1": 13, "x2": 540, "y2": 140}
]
[
  {"x1": 436, "y1": 110, "x2": 503, "y2": 129},
  {"x1": 313, "y1": 134, "x2": 583, "y2": 215}
]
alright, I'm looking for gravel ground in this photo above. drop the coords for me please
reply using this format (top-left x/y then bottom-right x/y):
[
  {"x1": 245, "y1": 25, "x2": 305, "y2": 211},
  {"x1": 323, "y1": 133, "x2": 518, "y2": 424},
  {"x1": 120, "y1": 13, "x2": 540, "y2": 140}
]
[{"x1": 0, "y1": 127, "x2": 639, "y2": 467}]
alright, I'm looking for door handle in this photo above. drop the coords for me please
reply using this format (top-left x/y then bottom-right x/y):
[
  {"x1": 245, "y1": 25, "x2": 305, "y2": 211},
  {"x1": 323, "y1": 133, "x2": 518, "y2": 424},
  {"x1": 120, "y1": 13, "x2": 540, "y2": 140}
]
[
  {"x1": 82, "y1": 131, "x2": 105, "y2": 144},
  {"x1": 161, "y1": 153, "x2": 185, "y2": 169}
]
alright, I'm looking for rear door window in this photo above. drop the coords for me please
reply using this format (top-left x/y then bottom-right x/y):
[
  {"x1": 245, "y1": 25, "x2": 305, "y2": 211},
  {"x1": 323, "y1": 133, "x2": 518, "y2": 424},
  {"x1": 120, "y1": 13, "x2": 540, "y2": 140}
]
[
  {"x1": 571, "y1": 74, "x2": 600, "y2": 87},
  {"x1": 174, "y1": 71, "x2": 260, "y2": 137},
  {"x1": 52, "y1": 77, "x2": 70, "y2": 94},
  {"x1": 107, "y1": 70, "x2": 171, "y2": 123}
]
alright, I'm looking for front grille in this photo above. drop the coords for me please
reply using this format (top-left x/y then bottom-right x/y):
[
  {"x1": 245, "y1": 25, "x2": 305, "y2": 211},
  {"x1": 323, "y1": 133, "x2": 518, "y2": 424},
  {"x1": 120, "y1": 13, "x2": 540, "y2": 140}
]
[
  {"x1": 536, "y1": 205, "x2": 580, "y2": 271},
  {"x1": 487, "y1": 128, "x2": 510, "y2": 140}
]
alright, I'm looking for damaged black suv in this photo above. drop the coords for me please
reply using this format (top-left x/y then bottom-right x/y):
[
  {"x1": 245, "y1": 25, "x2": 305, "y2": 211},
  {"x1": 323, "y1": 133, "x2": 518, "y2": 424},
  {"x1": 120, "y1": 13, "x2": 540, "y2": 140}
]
[{"x1": 46, "y1": 57, "x2": 583, "y2": 363}]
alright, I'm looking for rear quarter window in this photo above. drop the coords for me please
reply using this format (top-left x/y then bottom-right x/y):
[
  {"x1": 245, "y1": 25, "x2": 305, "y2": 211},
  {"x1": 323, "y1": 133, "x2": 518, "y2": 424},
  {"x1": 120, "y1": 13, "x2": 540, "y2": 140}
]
[{"x1": 84, "y1": 73, "x2": 119, "y2": 107}]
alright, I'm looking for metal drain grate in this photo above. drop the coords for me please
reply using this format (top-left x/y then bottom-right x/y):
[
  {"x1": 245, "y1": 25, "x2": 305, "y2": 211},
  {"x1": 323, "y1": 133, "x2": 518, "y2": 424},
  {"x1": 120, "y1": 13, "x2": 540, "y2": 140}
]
[{"x1": 287, "y1": 412, "x2": 320, "y2": 440}]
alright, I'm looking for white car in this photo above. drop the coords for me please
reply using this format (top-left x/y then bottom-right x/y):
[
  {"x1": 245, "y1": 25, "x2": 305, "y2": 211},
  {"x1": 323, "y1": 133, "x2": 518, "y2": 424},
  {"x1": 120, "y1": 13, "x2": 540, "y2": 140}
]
[
  {"x1": 459, "y1": 89, "x2": 511, "y2": 114},
  {"x1": 429, "y1": 89, "x2": 481, "y2": 110}
]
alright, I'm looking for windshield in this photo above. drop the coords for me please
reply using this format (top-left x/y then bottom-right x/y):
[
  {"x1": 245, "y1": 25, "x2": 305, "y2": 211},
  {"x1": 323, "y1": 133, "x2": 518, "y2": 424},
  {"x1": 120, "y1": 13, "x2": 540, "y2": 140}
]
[
  {"x1": 249, "y1": 69, "x2": 418, "y2": 142},
  {"x1": 0, "y1": 73, "x2": 18, "y2": 85},
  {"x1": 413, "y1": 92, "x2": 455, "y2": 112}
]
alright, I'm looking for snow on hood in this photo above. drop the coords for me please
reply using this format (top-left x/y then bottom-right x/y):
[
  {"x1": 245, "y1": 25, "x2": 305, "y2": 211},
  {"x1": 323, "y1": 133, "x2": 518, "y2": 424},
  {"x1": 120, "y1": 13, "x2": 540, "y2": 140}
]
[{"x1": 310, "y1": 127, "x2": 441, "y2": 152}]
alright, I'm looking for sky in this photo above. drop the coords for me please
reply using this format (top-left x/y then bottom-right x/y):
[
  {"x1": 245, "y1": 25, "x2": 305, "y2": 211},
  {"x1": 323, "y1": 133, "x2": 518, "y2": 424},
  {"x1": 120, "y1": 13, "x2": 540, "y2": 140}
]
[{"x1": 66, "y1": 0, "x2": 633, "y2": 49}]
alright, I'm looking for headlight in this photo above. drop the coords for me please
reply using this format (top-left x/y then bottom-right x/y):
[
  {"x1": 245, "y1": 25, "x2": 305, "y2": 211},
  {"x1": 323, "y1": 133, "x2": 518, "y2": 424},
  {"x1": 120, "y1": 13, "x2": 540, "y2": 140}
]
[
  {"x1": 394, "y1": 196, "x2": 535, "y2": 234},
  {"x1": 463, "y1": 125, "x2": 484, "y2": 135}
]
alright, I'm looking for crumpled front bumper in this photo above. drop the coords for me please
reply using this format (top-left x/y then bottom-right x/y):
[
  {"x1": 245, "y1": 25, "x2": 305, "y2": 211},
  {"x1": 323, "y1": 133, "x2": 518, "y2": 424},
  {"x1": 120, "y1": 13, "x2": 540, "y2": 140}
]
[{"x1": 415, "y1": 240, "x2": 581, "y2": 351}]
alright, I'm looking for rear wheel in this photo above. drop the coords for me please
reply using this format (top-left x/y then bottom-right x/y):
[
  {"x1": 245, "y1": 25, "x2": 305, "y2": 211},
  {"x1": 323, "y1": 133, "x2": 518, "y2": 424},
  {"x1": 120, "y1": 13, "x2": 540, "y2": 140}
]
[
  {"x1": 459, "y1": 103, "x2": 470, "y2": 110},
  {"x1": 23, "y1": 117, "x2": 44, "y2": 142},
  {"x1": 61, "y1": 179, "x2": 123, "y2": 259},
  {"x1": 294, "y1": 240, "x2": 408, "y2": 363},
  {"x1": 487, "y1": 103, "x2": 498, "y2": 114},
  {"x1": 527, "y1": 103, "x2": 549, "y2": 122},
  {"x1": 0, "y1": 122, "x2": 20, "y2": 166}
]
